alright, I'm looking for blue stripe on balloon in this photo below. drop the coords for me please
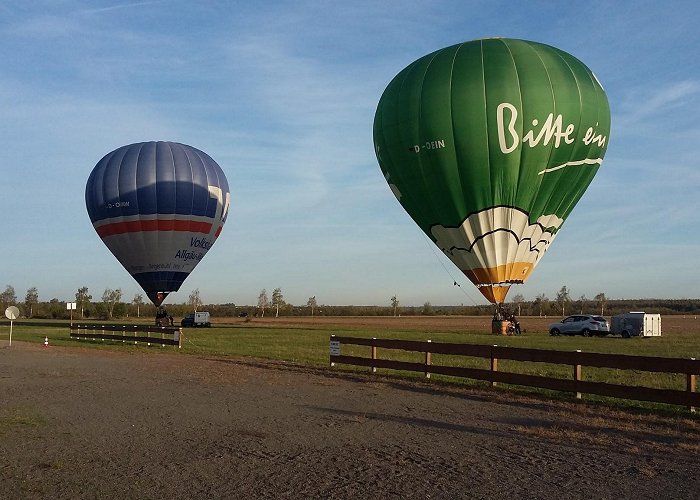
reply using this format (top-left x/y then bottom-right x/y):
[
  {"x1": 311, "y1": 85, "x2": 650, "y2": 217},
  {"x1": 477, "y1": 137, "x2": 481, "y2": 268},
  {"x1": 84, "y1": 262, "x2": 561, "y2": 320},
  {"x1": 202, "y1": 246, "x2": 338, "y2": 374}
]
[{"x1": 132, "y1": 271, "x2": 191, "y2": 294}]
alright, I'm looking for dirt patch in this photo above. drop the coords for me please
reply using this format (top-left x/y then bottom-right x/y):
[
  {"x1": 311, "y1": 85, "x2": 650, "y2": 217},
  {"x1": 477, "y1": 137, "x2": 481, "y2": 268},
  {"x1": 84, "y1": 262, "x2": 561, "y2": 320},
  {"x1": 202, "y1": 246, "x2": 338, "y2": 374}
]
[{"x1": 1, "y1": 342, "x2": 699, "y2": 499}]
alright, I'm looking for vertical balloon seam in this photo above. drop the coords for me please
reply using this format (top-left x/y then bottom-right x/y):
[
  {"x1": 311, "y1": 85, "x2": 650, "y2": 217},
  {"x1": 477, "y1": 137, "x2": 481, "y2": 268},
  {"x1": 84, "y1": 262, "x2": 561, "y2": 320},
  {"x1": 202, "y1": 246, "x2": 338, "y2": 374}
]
[
  {"x1": 537, "y1": 50, "x2": 593, "y2": 237},
  {"x1": 448, "y1": 43, "x2": 461, "y2": 224},
  {"x1": 551, "y1": 54, "x2": 593, "y2": 223},
  {"x1": 528, "y1": 46, "x2": 574, "y2": 245},
  {"x1": 449, "y1": 41, "x2": 483, "y2": 282},
  {"x1": 417, "y1": 49, "x2": 443, "y2": 241},
  {"x1": 392, "y1": 51, "x2": 434, "y2": 238},
  {"x1": 437, "y1": 45, "x2": 460, "y2": 231},
  {"x1": 397, "y1": 63, "x2": 428, "y2": 235},
  {"x1": 128, "y1": 145, "x2": 143, "y2": 294},
  {"x1": 194, "y1": 146, "x2": 220, "y2": 233},
  {"x1": 185, "y1": 143, "x2": 197, "y2": 237},
  {"x1": 134, "y1": 142, "x2": 151, "y2": 293},
  {"x1": 115, "y1": 146, "x2": 130, "y2": 286},
  {"x1": 180, "y1": 143, "x2": 199, "y2": 294},
  {"x1": 510, "y1": 41, "x2": 542, "y2": 285},
  {"x1": 557, "y1": 64, "x2": 608, "y2": 222},
  {"x1": 525, "y1": 42, "x2": 566, "y2": 266},
  {"x1": 481, "y1": 39, "x2": 499, "y2": 285},
  {"x1": 114, "y1": 145, "x2": 135, "y2": 285},
  {"x1": 163, "y1": 142, "x2": 176, "y2": 292},
  {"x1": 502, "y1": 38, "x2": 525, "y2": 288},
  {"x1": 378, "y1": 72, "x2": 419, "y2": 237},
  {"x1": 448, "y1": 43, "x2": 469, "y2": 238}
]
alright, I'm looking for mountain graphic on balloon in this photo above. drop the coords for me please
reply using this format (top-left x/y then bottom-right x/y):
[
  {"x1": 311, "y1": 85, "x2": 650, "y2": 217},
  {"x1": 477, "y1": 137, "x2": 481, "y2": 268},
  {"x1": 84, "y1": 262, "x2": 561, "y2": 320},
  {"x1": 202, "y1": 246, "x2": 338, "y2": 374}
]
[
  {"x1": 373, "y1": 38, "x2": 611, "y2": 304},
  {"x1": 85, "y1": 141, "x2": 230, "y2": 306}
]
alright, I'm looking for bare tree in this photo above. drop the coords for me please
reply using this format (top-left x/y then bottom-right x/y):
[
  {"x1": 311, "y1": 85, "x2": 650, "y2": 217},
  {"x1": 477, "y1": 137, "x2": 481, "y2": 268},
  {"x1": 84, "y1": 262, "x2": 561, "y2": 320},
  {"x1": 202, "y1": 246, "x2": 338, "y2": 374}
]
[
  {"x1": 272, "y1": 288, "x2": 284, "y2": 317},
  {"x1": 101, "y1": 288, "x2": 122, "y2": 319},
  {"x1": 24, "y1": 287, "x2": 39, "y2": 318},
  {"x1": 75, "y1": 286, "x2": 91, "y2": 318},
  {"x1": 257, "y1": 289, "x2": 269, "y2": 317},
  {"x1": 556, "y1": 286, "x2": 571, "y2": 317},
  {"x1": 188, "y1": 288, "x2": 203, "y2": 311},
  {"x1": 578, "y1": 295, "x2": 587, "y2": 314},
  {"x1": 594, "y1": 292, "x2": 607, "y2": 315},
  {"x1": 533, "y1": 293, "x2": 549, "y2": 317},
  {"x1": 390, "y1": 295, "x2": 399, "y2": 317},
  {"x1": 511, "y1": 293, "x2": 525, "y2": 316},
  {"x1": 306, "y1": 296, "x2": 317, "y2": 316},
  {"x1": 133, "y1": 293, "x2": 144, "y2": 318}
]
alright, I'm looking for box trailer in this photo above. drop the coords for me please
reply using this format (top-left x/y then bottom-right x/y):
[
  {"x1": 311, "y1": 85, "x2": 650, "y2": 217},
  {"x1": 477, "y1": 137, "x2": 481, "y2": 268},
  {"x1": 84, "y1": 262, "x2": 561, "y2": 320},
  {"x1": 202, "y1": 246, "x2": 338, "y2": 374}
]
[
  {"x1": 180, "y1": 311, "x2": 211, "y2": 328},
  {"x1": 610, "y1": 312, "x2": 661, "y2": 338}
]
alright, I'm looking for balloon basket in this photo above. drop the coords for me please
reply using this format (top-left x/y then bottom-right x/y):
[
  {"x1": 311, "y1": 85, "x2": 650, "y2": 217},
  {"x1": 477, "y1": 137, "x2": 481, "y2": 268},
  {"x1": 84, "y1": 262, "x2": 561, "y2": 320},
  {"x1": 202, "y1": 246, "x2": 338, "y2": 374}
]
[{"x1": 492, "y1": 320, "x2": 509, "y2": 336}]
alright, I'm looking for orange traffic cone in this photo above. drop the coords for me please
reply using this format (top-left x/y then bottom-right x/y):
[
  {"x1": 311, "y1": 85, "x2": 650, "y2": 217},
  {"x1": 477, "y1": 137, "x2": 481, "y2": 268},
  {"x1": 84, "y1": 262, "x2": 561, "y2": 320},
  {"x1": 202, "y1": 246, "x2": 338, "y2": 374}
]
[{"x1": 43, "y1": 336, "x2": 49, "y2": 348}]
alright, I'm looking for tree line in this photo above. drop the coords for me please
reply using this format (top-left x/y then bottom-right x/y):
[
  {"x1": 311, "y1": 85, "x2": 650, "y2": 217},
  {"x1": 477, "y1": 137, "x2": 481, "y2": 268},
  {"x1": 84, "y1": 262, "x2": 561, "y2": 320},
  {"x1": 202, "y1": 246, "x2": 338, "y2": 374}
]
[{"x1": 1, "y1": 283, "x2": 698, "y2": 320}]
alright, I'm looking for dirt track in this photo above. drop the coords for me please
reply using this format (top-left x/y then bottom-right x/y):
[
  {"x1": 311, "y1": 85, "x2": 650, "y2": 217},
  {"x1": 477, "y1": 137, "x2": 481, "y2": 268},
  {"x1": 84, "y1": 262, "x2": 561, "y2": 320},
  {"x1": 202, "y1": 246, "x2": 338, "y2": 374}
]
[{"x1": 1, "y1": 342, "x2": 700, "y2": 499}]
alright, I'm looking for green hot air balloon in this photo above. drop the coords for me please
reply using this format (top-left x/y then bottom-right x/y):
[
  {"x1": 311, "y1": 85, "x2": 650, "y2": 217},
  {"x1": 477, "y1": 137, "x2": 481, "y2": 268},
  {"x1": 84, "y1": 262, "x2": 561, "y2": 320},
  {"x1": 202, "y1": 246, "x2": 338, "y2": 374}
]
[{"x1": 373, "y1": 38, "x2": 610, "y2": 304}]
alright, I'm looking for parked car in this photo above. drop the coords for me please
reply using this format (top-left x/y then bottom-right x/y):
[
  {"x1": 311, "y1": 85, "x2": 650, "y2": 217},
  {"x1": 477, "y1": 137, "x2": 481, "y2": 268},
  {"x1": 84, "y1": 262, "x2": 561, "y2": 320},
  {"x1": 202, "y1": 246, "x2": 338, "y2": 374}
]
[{"x1": 549, "y1": 315, "x2": 609, "y2": 337}]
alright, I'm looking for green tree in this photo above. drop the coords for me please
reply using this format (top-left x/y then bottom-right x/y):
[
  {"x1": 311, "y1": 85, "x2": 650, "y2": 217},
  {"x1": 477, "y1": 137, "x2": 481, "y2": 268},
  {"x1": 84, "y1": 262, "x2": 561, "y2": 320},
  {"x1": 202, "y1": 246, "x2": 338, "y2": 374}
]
[
  {"x1": 1, "y1": 285, "x2": 17, "y2": 309},
  {"x1": 101, "y1": 288, "x2": 122, "y2": 319},
  {"x1": 306, "y1": 296, "x2": 317, "y2": 316},
  {"x1": 272, "y1": 288, "x2": 284, "y2": 317},
  {"x1": 556, "y1": 286, "x2": 571, "y2": 317},
  {"x1": 421, "y1": 301, "x2": 433, "y2": 315},
  {"x1": 257, "y1": 289, "x2": 269, "y2": 317},
  {"x1": 75, "y1": 286, "x2": 92, "y2": 318},
  {"x1": 24, "y1": 287, "x2": 39, "y2": 317}
]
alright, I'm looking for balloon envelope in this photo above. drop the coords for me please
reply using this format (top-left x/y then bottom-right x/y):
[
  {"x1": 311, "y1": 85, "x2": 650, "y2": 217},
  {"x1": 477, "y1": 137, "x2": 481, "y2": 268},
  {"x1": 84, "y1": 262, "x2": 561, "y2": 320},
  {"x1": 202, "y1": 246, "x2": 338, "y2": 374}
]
[
  {"x1": 85, "y1": 141, "x2": 230, "y2": 305},
  {"x1": 373, "y1": 38, "x2": 611, "y2": 304}
]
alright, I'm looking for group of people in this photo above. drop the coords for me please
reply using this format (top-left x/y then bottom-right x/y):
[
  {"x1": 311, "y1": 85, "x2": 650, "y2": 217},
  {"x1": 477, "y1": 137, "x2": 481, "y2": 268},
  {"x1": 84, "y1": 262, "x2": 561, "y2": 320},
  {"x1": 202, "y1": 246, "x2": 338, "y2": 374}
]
[
  {"x1": 155, "y1": 306, "x2": 174, "y2": 326},
  {"x1": 492, "y1": 307, "x2": 521, "y2": 335}
]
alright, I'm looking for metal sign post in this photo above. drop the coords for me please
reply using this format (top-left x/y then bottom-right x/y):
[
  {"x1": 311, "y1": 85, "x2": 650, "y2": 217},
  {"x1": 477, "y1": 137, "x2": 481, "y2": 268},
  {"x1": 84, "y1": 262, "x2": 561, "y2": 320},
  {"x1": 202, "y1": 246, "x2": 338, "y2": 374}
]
[{"x1": 5, "y1": 306, "x2": 19, "y2": 346}]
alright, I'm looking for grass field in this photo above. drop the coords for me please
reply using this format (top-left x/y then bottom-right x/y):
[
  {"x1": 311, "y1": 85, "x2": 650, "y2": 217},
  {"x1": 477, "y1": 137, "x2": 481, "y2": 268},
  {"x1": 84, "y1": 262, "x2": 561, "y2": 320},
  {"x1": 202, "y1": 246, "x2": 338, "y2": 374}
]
[{"x1": 4, "y1": 315, "x2": 700, "y2": 411}]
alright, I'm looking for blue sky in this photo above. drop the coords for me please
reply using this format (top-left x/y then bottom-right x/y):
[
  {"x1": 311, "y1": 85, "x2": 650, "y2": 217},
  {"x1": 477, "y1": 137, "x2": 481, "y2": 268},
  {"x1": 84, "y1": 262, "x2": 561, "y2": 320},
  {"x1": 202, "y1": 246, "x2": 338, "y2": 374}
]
[{"x1": 1, "y1": 1, "x2": 698, "y2": 307}]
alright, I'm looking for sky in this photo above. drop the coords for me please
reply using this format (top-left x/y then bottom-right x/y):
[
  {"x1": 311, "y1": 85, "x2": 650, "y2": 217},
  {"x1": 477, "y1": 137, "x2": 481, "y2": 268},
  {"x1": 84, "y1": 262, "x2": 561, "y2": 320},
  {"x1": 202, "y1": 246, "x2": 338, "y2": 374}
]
[{"x1": 1, "y1": 0, "x2": 698, "y2": 308}]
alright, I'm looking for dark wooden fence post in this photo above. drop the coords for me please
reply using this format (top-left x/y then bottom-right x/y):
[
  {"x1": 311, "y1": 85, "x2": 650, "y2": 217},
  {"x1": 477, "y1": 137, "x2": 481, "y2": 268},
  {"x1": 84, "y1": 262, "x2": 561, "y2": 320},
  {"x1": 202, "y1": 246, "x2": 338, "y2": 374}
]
[
  {"x1": 425, "y1": 340, "x2": 432, "y2": 379},
  {"x1": 688, "y1": 358, "x2": 696, "y2": 413},
  {"x1": 574, "y1": 350, "x2": 582, "y2": 399}
]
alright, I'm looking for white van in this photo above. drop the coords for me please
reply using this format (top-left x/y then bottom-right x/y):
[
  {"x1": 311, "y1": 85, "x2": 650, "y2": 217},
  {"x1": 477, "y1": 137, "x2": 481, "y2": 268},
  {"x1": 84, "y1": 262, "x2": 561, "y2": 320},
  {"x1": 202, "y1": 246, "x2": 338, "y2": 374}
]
[{"x1": 610, "y1": 312, "x2": 661, "y2": 338}]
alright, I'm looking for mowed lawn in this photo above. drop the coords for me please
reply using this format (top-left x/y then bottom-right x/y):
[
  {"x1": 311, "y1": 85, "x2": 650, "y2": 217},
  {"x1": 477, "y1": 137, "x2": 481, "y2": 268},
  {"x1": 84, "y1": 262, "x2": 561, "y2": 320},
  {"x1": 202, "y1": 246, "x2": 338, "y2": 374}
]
[{"x1": 4, "y1": 315, "x2": 700, "y2": 410}]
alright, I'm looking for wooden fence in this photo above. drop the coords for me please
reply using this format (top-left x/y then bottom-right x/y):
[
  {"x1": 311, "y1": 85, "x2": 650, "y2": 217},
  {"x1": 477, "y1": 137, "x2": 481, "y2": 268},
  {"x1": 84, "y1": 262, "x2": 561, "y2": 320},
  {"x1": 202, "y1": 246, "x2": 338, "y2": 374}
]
[
  {"x1": 70, "y1": 324, "x2": 182, "y2": 348},
  {"x1": 329, "y1": 336, "x2": 700, "y2": 411}
]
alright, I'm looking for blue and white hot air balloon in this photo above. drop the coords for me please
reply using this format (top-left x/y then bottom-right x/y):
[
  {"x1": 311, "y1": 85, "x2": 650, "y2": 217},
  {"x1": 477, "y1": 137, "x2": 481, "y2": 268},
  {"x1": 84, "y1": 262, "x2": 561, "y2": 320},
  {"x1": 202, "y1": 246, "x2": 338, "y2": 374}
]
[{"x1": 85, "y1": 141, "x2": 230, "y2": 305}]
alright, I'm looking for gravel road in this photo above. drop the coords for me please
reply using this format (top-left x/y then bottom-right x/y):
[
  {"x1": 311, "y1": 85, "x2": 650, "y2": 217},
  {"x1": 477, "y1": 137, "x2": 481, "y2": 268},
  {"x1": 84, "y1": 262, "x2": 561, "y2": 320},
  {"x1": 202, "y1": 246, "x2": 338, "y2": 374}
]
[{"x1": 1, "y1": 342, "x2": 699, "y2": 499}]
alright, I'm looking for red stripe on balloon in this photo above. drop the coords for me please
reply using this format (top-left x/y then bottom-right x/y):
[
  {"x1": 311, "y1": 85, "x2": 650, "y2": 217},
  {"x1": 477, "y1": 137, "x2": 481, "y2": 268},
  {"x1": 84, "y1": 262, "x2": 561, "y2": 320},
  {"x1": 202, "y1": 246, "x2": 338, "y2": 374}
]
[{"x1": 96, "y1": 219, "x2": 213, "y2": 237}]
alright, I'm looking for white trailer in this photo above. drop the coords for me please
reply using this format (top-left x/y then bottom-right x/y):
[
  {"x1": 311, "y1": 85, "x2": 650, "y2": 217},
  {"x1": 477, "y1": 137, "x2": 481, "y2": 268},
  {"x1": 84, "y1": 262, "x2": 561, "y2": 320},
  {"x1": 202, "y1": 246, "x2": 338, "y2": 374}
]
[
  {"x1": 610, "y1": 312, "x2": 661, "y2": 338},
  {"x1": 181, "y1": 311, "x2": 211, "y2": 328}
]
